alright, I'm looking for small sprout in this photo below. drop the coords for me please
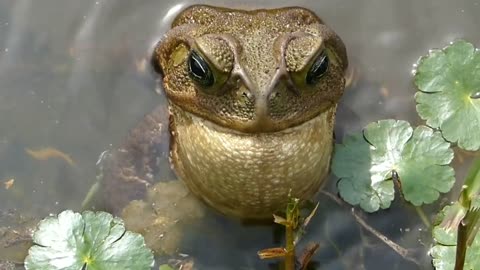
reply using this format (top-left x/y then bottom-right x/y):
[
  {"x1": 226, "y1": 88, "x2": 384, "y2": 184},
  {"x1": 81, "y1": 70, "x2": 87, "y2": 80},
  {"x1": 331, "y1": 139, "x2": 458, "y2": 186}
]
[
  {"x1": 258, "y1": 197, "x2": 319, "y2": 270},
  {"x1": 286, "y1": 197, "x2": 300, "y2": 229}
]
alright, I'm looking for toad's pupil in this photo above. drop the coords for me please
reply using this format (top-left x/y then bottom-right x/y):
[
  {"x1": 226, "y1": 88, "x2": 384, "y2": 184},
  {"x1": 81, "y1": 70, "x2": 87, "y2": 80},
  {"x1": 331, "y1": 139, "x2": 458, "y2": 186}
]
[
  {"x1": 188, "y1": 50, "x2": 214, "y2": 86},
  {"x1": 306, "y1": 51, "x2": 329, "y2": 85}
]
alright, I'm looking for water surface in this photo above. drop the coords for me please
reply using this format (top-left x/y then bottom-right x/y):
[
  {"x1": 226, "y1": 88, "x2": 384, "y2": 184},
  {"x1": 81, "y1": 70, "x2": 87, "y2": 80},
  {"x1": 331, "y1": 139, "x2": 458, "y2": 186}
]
[{"x1": 0, "y1": 0, "x2": 479, "y2": 269}]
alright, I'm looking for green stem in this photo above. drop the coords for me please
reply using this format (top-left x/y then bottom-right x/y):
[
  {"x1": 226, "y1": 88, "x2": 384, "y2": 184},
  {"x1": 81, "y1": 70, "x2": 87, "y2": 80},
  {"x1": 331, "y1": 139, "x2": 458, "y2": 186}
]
[
  {"x1": 454, "y1": 220, "x2": 468, "y2": 270},
  {"x1": 462, "y1": 157, "x2": 480, "y2": 206},
  {"x1": 414, "y1": 206, "x2": 431, "y2": 228},
  {"x1": 81, "y1": 181, "x2": 100, "y2": 210},
  {"x1": 285, "y1": 223, "x2": 295, "y2": 270},
  {"x1": 283, "y1": 195, "x2": 299, "y2": 270}
]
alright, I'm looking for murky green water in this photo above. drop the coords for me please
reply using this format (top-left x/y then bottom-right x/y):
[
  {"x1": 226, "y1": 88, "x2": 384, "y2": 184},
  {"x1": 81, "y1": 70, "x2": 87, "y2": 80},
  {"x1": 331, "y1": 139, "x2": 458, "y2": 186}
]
[{"x1": 0, "y1": 0, "x2": 479, "y2": 269}]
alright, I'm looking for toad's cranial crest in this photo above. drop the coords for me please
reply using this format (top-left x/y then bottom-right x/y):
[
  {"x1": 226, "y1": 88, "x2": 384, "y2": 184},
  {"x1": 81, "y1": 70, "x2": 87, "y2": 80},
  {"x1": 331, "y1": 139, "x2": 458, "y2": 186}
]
[{"x1": 153, "y1": 5, "x2": 348, "y2": 219}]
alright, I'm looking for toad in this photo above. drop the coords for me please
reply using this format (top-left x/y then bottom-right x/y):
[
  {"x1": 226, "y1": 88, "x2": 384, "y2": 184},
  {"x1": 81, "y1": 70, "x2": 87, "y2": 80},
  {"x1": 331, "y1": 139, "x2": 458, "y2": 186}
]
[{"x1": 103, "y1": 5, "x2": 348, "y2": 220}]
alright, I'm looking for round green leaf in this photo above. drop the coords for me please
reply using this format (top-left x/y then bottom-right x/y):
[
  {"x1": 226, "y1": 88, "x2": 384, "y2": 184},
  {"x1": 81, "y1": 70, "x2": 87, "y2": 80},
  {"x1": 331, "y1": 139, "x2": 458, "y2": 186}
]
[
  {"x1": 24, "y1": 210, "x2": 154, "y2": 270},
  {"x1": 431, "y1": 205, "x2": 480, "y2": 270},
  {"x1": 414, "y1": 40, "x2": 480, "y2": 151},
  {"x1": 332, "y1": 119, "x2": 455, "y2": 212}
]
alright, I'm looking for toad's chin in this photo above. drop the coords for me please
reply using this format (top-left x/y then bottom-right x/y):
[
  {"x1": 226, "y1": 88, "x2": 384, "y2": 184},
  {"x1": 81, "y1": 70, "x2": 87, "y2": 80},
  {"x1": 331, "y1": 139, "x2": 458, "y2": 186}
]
[{"x1": 168, "y1": 103, "x2": 336, "y2": 219}]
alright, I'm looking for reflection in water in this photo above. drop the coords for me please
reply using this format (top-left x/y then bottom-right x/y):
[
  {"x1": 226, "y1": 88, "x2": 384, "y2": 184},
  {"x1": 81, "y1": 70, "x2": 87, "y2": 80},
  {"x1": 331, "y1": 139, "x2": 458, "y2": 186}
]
[
  {"x1": 0, "y1": 0, "x2": 479, "y2": 269},
  {"x1": 0, "y1": 0, "x2": 30, "y2": 73},
  {"x1": 162, "y1": 3, "x2": 187, "y2": 26},
  {"x1": 66, "y1": 0, "x2": 104, "y2": 98}
]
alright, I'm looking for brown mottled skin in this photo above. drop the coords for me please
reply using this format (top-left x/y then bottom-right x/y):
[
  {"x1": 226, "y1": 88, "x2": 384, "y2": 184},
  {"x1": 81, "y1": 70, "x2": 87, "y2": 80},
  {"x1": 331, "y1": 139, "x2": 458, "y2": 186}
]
[{"x1": 103, "y1": 5, "x2": 347, "y2": 219}]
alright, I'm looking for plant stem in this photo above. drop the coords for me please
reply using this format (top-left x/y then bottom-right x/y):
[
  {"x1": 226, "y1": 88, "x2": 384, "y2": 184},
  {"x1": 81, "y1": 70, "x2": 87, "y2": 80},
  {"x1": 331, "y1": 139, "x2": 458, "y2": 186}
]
[
  {"x1": 414, "y1": 206, "x2": 431, "y2": 228},
  {"x1": 454, "y1": 220, "x2": 468, "y2": 270},
  {"x1": 320, "y1": 190, "x2": 419, "y2": 265},
  {"x1": 285, "y1": 222, "x2": 295, "y2": 270},
  {"x1": 81, "y1": 181, "x2": 100, "y2": 210}
]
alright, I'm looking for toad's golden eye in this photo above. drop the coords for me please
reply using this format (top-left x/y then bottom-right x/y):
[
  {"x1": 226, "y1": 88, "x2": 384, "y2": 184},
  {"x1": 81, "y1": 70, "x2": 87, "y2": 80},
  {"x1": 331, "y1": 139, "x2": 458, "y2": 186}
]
[
  {"x1": 306, "y1": 50, "x2": 329, "y2": 85},
  {"x1": 188, "y1": 50, "x2": 214, "y2": 87}
]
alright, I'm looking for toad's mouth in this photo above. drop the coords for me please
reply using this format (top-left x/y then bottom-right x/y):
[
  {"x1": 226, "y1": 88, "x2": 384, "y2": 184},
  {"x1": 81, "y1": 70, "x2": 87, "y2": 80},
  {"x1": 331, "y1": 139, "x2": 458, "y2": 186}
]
[
  {"x1": 171, "y1": 105, "x2": 336, "y2": 136},
  {"x1": 169, "y1": 101, "x2": 336, "y2": 135}
]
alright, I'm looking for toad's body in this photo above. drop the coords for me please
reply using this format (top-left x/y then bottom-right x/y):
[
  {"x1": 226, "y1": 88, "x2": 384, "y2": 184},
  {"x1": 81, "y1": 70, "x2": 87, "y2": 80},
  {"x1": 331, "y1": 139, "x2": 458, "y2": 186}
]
[
  {"x1": 151, "y1": 5, "x2": 348, "y2": 219},
  {"x1": 96, "y1": 5, "x2": 350, "y2": 221}
]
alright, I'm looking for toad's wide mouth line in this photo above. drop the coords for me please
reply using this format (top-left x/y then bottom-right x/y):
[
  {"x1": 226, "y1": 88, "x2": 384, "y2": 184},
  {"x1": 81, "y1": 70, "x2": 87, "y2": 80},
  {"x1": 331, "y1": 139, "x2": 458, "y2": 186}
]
[{"x1": 175, "y1": 106, "x2": 333, "y2": 137}]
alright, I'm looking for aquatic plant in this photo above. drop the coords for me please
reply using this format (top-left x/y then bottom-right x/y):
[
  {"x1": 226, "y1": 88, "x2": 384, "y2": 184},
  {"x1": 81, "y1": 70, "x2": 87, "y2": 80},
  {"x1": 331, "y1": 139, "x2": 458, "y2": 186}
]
[
  {"x1": 332, "y1": 40, "x2": 480, "y2": 270},
  {"x1": 24, "y1": 210, "x2": 154, "y2": 270},
  {"x1": 258, "y1": 196, "x2": 319, "y2": 270},
  {"x1": 17, "y1": 40, "x2": 480, "y2": 270},
  {"x1": 333, "y1": 120, "x2": 455, "y2": 212}
]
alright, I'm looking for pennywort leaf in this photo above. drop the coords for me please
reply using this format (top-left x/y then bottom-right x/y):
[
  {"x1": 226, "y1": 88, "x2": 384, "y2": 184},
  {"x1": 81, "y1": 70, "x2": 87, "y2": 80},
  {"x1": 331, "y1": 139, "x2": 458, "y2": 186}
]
[
  {"x1": 332, "y1": 119, "x2": 455, "y2": 212},
  {"x1": 24, "y1": 210, "x2": 154, "y2": 270},
  {"x1": 415, "y1": 40, "x2": 480, "y2": 151}
]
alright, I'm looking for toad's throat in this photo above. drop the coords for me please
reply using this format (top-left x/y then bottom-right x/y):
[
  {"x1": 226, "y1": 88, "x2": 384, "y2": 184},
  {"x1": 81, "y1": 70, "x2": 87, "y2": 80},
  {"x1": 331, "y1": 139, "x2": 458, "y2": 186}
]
[{"x1": 169, "y1": 104, "x2": 336, "y2": 219}]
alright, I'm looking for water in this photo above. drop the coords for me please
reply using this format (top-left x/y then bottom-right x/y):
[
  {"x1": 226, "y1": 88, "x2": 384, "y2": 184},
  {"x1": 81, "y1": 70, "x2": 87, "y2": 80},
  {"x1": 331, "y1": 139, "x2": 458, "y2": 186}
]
[{"x1": 0, "y1": 0, "x2": 479, "y2": 269}]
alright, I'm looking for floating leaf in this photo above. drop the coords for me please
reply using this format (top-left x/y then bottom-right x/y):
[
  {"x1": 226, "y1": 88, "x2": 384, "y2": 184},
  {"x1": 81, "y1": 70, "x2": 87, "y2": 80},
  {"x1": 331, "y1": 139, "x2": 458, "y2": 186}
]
[
  {"x1": 24, "y1": 210, "x2": 154, "y2": 270},
  {"x1": 431, "y1": 204, "x2": 480, "y2": 270},
  {"x1": 414, "y1": 40, "x2": 480, "y2": 150},
  {"x1": 332, "y1": 119, "x2": 455, "y2": 212}
]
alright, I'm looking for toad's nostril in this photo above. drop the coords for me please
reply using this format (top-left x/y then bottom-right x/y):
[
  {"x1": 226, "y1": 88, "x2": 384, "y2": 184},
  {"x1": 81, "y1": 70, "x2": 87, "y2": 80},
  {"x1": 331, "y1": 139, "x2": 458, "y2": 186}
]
[
  {"x1": 237, "y1": 85, "x2": 252, "y2": 98},
  {"x1": 234, "y1": 85, "x2": 255, "y2": 108},
  {"x1": 242, "y1": 89, "x2": 252, "y2": 99}
]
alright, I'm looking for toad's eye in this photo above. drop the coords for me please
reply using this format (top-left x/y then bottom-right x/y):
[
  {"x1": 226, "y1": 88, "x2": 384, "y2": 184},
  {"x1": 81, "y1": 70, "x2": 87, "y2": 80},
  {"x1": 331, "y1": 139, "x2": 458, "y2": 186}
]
[
  {"x1": 188, "y1": 50, "x2": 214, "y2": 87},
  {"x1": 306, "y1": 50, "x2": 329, "y2": 85}
]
